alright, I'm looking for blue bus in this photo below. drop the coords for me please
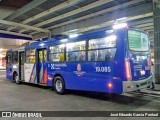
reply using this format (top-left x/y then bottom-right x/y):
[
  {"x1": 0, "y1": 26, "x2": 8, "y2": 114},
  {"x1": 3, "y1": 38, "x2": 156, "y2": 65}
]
[{"x1": 6, "y1": 23, "x2": 153, "y2": 94}]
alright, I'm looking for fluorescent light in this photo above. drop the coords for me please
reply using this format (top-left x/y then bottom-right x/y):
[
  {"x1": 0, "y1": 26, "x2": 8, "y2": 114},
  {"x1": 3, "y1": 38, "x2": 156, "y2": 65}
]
[
  {"x1": 116, "y1": 17, "x2": 127, "y2": 21},
  {"x1": 105, "y1": 35, "x2": 117, "y2": 41},
  {"x1": 112, "y1": 23, "x2": 127, "y2": 29},
  {"x1": 0, "y1": 54, "x2": 5, "y2": 57},
  {"x1": 69, "y1": 34, "x2": 79, "y2": 38},
  {"x1": 69, "y1": 29, "x2": 78, "y2": 32},
  {"x1": 105, "y1": 30, "x2": 114, "y2": 34},
  {"x1": 39, "y1": 43, "x2": 45, "y2": 46},
  {"x1": 61, "y1": 39, "x2": 68, "y2": 43},
  {"x1": 66, "y1": 43, "x2": 75, "y2": 48},
  {"x1": 59, "y1": 44, "x2": 65, "y2": 48},
  {"x1": 13, "y1": 65, "x2": 17, "y2": 69}
]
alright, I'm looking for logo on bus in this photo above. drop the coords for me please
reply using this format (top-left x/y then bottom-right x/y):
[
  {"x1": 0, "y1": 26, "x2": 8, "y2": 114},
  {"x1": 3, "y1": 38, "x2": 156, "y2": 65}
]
[
  {"x1": 74, "y1": 63, "x2": 85, "y2": 76},
  {"x1": 77, "y1": 64, "x2": 81, "y2": 71}
]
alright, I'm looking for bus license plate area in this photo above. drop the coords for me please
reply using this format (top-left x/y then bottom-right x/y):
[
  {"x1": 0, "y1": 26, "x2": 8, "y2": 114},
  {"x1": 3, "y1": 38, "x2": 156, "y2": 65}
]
[
  {"x1": 139, "y1": 82, "x2": 147, "y2": 86},
  {"x1": 123, "y1": 76, "x2": 152, "y2": 92}
]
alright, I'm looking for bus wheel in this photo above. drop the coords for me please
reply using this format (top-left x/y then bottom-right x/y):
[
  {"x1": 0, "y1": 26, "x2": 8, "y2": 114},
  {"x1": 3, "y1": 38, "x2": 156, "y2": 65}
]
[
  {"x1": 14, "y1": 73, "x2": 20, "y2": 84},
  {"x1": 54, "y1": 76, "x2": 65, "y2": 95}
]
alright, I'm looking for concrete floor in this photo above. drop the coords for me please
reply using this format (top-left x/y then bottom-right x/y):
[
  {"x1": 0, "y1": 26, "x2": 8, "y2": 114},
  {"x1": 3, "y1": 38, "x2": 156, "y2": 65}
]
[{"x1": 0, "y1": 70, "x2": 160, "y2": 120}]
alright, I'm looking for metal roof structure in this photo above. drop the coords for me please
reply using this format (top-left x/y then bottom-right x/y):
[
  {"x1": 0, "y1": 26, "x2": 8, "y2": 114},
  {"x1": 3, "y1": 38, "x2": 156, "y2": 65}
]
[{"x1": 0, "y1": 0, "x2": 154, "y2": 46}]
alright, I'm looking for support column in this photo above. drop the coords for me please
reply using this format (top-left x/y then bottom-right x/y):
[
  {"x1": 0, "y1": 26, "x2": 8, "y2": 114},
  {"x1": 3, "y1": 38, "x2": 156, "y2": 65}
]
[{"x1": 153, "y1": 0, "x2": 160, "y2": 84}]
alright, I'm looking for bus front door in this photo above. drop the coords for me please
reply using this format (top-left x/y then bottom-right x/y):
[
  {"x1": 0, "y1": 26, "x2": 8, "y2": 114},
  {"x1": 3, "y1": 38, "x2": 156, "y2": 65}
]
[
  {"x1": 37, "y1": 49, "x2": 47, "y2": 84},
  {"x1": 19, "y1": 52, "x2": 24, "y2": 81}
]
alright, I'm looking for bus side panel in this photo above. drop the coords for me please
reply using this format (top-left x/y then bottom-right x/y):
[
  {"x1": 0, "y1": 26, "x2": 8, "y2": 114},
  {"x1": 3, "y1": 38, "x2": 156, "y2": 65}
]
[
  {"x1": 6, "y1": 64, "x2": 13, "y2": 80},
  {"x1": 47, "y1": 62, "x2": 123, "y2": 93},
  {"x1": 47, "y1": 71, "x2": 73, "y2": 88},
  {"x1": 38, "y1": 61, "x2": 48, "y2": 84},
  {"x1": 68, "y1": 62, "x2": 123, "y2": 93},
  {"x1": 20, "y1": 64, "x2": 24, "y2": 80},
  {"x1": 42, "y1": 61, "x2": 48, "y2": 84},
  {"x1": 12, "y1": 63, "x2": 19, "y2": 79},
  {"x1": 24, "y1": 63, "x2": 36, "y2": 83}
]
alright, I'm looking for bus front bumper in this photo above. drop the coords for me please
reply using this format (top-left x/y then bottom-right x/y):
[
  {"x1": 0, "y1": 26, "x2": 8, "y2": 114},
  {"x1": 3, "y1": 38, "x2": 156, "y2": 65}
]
[{"x1": 123, "y1": 76, "x2": 153, "y2": 93}]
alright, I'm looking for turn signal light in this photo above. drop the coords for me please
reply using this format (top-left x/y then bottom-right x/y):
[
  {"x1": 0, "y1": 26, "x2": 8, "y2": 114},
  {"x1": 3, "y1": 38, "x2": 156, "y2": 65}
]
[
  {"x1": 147, "y1": 59, "x2": 152, "y2": 70},
  {"x1": 125, "y1": 58, "x2": 132, "y2": 81},
  {"x1": 108, "y1": 83, "x2": 113, "y2": 88}
]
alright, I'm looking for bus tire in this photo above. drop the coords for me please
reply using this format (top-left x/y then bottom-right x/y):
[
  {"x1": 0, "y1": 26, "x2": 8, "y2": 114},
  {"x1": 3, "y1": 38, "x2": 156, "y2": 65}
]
[
  {"x1": 54, "y1": 76, "x2": 65, "y2": 95},
  {"x1": 14, "y1": 73, "x2": 20, "y2": 84}
]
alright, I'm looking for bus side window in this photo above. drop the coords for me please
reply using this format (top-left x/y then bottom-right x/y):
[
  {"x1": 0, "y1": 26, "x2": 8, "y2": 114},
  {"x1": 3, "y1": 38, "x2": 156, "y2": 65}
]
[
  {"x1": 6, "y1": 52, "x2": 12, "y2": 66},
  {"x1": 70, "y1": 52, "x2": 75, "y2": 61},
  {"x1": 12, "y1": 51, "x2": 18, "y2": 64},
  {"x1": 26, "y1": 49, "x2": 36, "y2": 64},
  {"x1": 75, "y1": 53, "x2": 79, "y2": 61},
  {"x1": 91, "y1": 51, "x2": 95, "y2": 61},
  {"x1": 66, "y1": 53, "x2": 69, "y2": 61},
  {"x1": 97, "y1": 51, "x2": 102, "y2": 61},
  {"x1": 105, "y1": 50, "x2": 113, "y2": 61},
  {"x1": 44, "y1": 50, "x2": 47, "y2": 61},
  {"x1": 49, "y1": 44, "x2": 65, "y2": 62},
  {"x1": 79, "y1": 51, "x2": 85, "y2": 61},
  {"x1": 59, "y1": 53, "x2": 64, "y2": 61},
  {"x1": 88, "y1": 37, "x2": 117, "y2": 62},
  {"x1": 66, "y1": 41, "x2": 86, "y2": 62},
  {"x1": 39, "y1": 51, "x2": 43, "y2": 62}
]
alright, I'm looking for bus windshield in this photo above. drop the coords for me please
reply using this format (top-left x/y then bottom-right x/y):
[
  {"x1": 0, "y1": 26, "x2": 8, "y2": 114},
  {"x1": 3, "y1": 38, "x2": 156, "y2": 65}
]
[{"x1": 128, "y1": 30, "x2": 149, "y2": 52}]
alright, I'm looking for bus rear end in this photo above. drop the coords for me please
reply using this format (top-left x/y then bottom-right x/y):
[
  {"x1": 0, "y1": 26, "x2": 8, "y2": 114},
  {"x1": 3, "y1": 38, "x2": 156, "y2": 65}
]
[{"x1": 123, "y1": 29, "x2": 152, "y2": 92}]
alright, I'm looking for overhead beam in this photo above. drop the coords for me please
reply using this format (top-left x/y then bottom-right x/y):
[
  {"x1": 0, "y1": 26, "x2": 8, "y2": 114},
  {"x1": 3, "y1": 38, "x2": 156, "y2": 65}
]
[
  {"x1": 149, "y1": 36, "x2": 154, "y2": 39},
  {"x1": 34, "y1": 0, "x2": 114, "y2": 27},
  {"x1": 4, "y1": 0, "x2": 48, "y2": 21},
  {"x1": 22, "y1": 0, "x2": 82, "y2": 24},
  {"x1": 48, "y1": 0, "x2": 145, "y2": 30},
  {"x1": 128, "y1": 18, "x2": 153, "y2": 26},
  {"x1": 134, "y1": 23, "x2": 153, "y2": 28},
  {"x1": 32, "y1": 32, "x2": 49, "y2": 40},
  {"x1": 31, "y1": 0, "x2": 145, "y2": 35},
  {"x1": 0, "y1": 20, "x2": 50, "y2": 33},
  {"x1": 66, "y1": 13, "x2": 152, "y2": 34},
  {"x1": 146, "y1": 29, "x2": 154, "y2": 32},
  {"x1": 148, "y1": 31, "x2": 154, "y2": 35},
  {"x1": 50, "y1": 3, "x2": 153, "y2": 34},
  {"x1": 0, "y1": 30, "x2": 32, "y2": 38},
  {"x1": 0, "y1": 45, "x2": 21, "y2": 49},
  {"x1": 137, "y1": 26, "x2": 153, "y2": 30},
  {"x1": 8, "y1": 0, "x2": 82, "y2": 31},
  {"x1": 33, "y1": 2, "x2": 153, "y2": 39},
  {"x1": 22, "y1": 0, "x2": 114, "y2": 34},
  {"x1": 0, "y1": 7, "x2": 16, "y2": 20}
]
